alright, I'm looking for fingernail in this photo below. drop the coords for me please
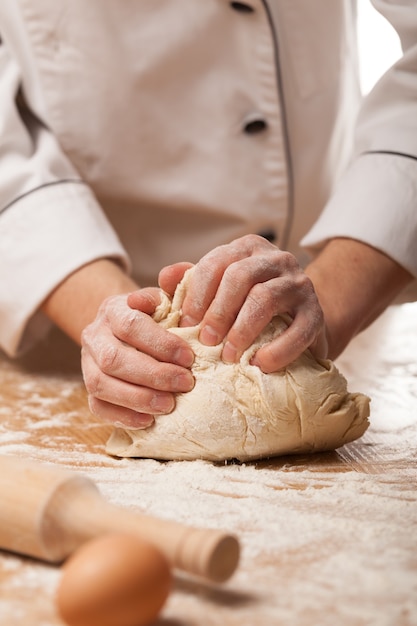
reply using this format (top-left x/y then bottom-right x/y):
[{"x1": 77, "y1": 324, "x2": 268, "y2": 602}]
[
  {"x1": 173, "y1": 372, "x2": 195, "y2": 392},
  {"x1": 181, "y1": 315, "x2": 199, "y2": 327},
  {"x1": 150, "y1": 393, "x2": 175, "y2": 414},
  {"x1": 114, "y1": 415, "x2": 154, "y2": 430},
  {"x1": 222, "y1": 341, "x2": 238, "y2": 363},
  {"x1": 200, "y1": 325, "x2": 220, "y2": 346},
  {"x1": 135, "y1": 415, "x2": 155, "y2": 429},
  {"x1": 175, "y1": 346, "x2": 194, "y2": 368}
]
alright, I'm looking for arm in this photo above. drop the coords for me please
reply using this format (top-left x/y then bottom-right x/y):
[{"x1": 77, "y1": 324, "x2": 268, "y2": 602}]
[
  {"x1": 160, "y1": 2, "x2": 417, "y2": 374},
  {"x1": 299, "y1": 0, "x2": 417, "y2": 357},
  {"x1": 54, "y1": 242, "x2": 411, "y2": 430},
  {"x1": 41, "y1": 259, "x2": 139, "y2": 346},
  {"x1": 0, "y1": 28, "x2": 129, "y2": 356},
  {"x1": 305, "y1": 237, "x2": 413, "y2": 360},
  {"x1": 53, "y1": 260, "x2": 195, "y2": 430},
  {"x1": 0, "y1": 30, "x2": 193, "y2": 429},
  {"x1": 159, "y1": 234, "x2": 412, "y2": 374},
  {"x1": 302, "y1": 0, "x2": 417, "y2": 289}
]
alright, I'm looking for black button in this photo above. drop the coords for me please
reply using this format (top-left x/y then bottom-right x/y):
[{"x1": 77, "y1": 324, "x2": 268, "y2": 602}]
[
  {"x1": 257, "y1": 229, "x2": 277, "y2": 243},
  {"x1": 244, "y1": 118, "x2": 268, "y2": 134},
  {"x1": 230, "y1": 2, "x2": 255, "y2": 13}
]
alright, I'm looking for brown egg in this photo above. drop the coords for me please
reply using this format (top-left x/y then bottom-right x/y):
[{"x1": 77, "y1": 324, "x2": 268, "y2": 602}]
[{"x1": 56, "y1": 533, "x2": 172, "y2": 626}]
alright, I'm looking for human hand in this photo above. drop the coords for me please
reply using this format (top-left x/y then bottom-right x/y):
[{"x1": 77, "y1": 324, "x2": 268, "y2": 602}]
[
  {"x1": 159, "y1": 235, "x2": 327, "y2": 372},
  {"x1": 81, "y1": 289, "x2": 194, "y2": 430}
]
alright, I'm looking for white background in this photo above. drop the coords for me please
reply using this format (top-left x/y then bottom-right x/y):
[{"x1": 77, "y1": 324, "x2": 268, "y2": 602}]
[{"x1": 357, "y1": 0, "x2": 402, "y2": 93}]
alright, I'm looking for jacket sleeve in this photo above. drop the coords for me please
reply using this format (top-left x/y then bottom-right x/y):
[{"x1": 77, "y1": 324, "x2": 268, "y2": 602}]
[
  {"x1": 302, "y1": 0, "x2": 417, "y2": 285},
  {"x1": 0, "y1": 39, "x2": 130, "y2": 357}
]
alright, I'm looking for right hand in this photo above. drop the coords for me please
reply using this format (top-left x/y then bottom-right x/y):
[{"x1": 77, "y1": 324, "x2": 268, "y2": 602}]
[
  {"x1": 159, "y1": 236, "x2": 327, "y2": 372},
  {"x1": 81, "y1": 289, "x2": 195, "y2": 430}
]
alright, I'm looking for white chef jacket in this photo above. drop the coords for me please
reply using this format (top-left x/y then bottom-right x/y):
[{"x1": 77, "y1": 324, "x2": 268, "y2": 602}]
[{"x1": 0, "y1": 0, "x2": 416, "y2": 357}]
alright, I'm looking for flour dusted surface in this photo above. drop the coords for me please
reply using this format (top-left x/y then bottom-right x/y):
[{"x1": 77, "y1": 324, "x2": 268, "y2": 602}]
[{"x1": 0, "y1": 303, "x2": 416, "y2": 626}]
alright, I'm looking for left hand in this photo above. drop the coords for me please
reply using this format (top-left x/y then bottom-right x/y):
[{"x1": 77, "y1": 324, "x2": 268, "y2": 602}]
[
  {"x1": 158, "y1": 234, "x2": 328, "y2": 372},
  {"x1": 81, "y1": 288, "x2": 195, "y2": 430}
]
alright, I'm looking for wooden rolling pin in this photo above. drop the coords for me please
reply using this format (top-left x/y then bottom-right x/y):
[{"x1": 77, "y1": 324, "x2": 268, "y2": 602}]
[{"x1": 0, "y1": 455, "x2": 239, "y2": 583}]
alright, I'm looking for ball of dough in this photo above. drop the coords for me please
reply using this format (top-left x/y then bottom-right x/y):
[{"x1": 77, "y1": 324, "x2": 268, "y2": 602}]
[{"x1": 106, "y1": 269, "x2": 370, "y2": 462}]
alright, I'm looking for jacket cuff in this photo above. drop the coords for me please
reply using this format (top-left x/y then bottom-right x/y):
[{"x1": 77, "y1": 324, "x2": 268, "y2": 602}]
[
  {"x1": 0, "y1": 181, "x2": 130, "y2": 356},
  {"x1": 302, "y1": 152, "x2": 417, "y2": 277}
]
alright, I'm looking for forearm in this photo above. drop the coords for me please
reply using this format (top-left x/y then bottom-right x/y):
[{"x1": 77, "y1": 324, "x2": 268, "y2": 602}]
[
  {"x1": 41, "y1": 259, "x2": 139, "y2": 345},
  {"x1": 305, "y1": 238, "x2": 413, "y2": 359}
]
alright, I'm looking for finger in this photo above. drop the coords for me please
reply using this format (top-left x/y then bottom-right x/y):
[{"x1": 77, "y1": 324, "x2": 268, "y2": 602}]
[
  {"x1": 219, "y1": 272, "x2": 324, "y2": 366},
  {"x1": 127, "y1": 287, "x2": 163, "y2": 315},
  {"x1": 219, "y1": 281, "x2": 278, "y2": 363},
  {"x1": 88, "y1": 395, "x2": 155, "y2": 430},
  {"x1": 198, "y1": 253, "x2": 285, "y2": 347},
  {"x1": 305, "y1": 325, "x2": 329, "y2": 361},
  {"x1": 158, "y1": 262, "x2": 194, "y2": 297},
  {"x1": 251, "y1": 307, "x2": 325, "y2": 372},
  {"x1": 95, "y1": 298, "x2": 194, "y2": 369},
  {"x1": 82, "y1": 335, "x2": 194, "y2": 392},
  {"x1": 82, "y1": 354, "x2": 177, "y2": 415},
  {"x1": 180, "y1": 237, "x2": 266, "y2": 326}
]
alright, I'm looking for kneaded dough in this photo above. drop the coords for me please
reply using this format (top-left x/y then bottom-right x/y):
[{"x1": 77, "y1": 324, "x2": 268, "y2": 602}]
[{"x1": 106, "y1": 269, "x2": 370, "y2": 462}]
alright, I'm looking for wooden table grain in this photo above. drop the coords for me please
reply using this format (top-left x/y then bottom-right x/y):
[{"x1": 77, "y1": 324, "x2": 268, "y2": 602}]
[{"x1": 1, "y1": 304, "x2": 416, "y2": 626}]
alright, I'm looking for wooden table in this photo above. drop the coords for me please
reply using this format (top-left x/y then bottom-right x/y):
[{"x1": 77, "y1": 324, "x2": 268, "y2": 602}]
[{"x1": 1, "y1": 304, "x2": 416, "y2": 625}]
